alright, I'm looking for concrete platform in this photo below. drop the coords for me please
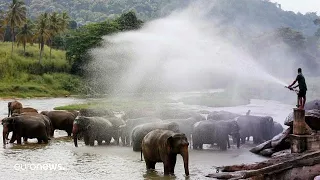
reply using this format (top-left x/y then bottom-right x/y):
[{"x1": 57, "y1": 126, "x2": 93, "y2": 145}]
[{"x1": 290, "y1": 133, "x2": 320, "y2": 153}]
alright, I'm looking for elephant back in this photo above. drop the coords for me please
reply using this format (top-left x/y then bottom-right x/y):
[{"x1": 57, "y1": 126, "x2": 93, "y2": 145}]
[
  {"x1": 207, "y1": 111, "x2": 240, "y2": 121},
  {"x1": 105, "y1": 117, "x2": 125, "y2": 128}
]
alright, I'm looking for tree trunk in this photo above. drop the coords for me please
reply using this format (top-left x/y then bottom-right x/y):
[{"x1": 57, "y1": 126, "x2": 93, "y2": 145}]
[
  {"x1": 23, "y1": 42, "x2": 26, "y2": 56},
  {"x1": 39, "y1": 38, "x2": 44, "y2": 64},
  {"x1": 11, "y1": 28, "x2": 14, "y2": 57},
  {"x1": 49, "y1": 39, "x2": 52, "y2": 61}
]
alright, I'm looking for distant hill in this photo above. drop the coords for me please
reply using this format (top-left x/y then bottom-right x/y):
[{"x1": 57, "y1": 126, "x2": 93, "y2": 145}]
[{"x1": 0, "y1": 0, "x2": 319, "y2": 35}]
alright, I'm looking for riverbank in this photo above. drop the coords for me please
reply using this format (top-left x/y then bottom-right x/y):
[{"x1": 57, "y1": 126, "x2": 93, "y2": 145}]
[{"x1": 0, "y1": 42, "x2": 83, "y2": 98}]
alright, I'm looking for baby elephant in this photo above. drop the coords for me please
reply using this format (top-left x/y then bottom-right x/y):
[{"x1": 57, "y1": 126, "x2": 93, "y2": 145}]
[{"x1": 141, "y1": 129, "x2": 189, "y2": 176}]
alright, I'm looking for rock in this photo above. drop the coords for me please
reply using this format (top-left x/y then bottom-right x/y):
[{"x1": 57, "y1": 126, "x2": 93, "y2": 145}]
[
  {"x1": 284, "y1": 112, "x2": 294, "y2": 126},
  {"x1": 305, "y1": 109, "x2": 320, "y2": 130},
  {"x1": 304, "y1": 99, "x2": 320, "y2": 110},
  {"x1": 250, "y1": 140, "x2": 272, "y2": 154},
  {"x1": 271, "y1": 149, "x2": 291, "y2": 158},
  {"x1": 284, "y1": 109, "x2": 320, "y2": 130},
  {"x1": 259, "y1": 148, "x2": 275, "y2": 157}
]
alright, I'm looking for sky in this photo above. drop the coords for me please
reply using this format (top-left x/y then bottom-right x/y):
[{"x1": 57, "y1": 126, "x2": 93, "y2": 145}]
[{"x1": 271, "y1": 0, "x2": 320, "y2": 14}]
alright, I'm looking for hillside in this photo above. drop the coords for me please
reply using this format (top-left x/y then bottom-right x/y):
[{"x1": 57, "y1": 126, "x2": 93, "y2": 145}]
[
  {"x1": 0, "y1": 0, "x2": 319, "y2": 35},
  {"x1": 0, "y1": 42, "x2": 82, "y2": 98}
]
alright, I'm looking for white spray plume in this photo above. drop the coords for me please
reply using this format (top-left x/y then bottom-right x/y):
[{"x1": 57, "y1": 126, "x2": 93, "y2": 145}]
[{"x1": 89, "y1": 0, "x2": 293, "y2": 95}]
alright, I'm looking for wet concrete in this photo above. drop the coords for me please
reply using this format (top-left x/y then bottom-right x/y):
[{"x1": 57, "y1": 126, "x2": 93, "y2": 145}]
[{"x1": 0, "y1": 97, "x2": 293, "y2": 180}]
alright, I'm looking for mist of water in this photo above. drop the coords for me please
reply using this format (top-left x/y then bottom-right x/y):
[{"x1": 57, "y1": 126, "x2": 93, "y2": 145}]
[{"x1": 89, "y1": 0, "x2": 292, "y2": 95}]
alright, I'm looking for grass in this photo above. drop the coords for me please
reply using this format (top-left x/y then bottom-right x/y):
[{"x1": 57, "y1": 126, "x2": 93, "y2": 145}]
[
  {"x1": 0, "y1": 42, "x2": 83, "y2": 98},
  {"x1": 54, "y1": 95, "x2": 176, "y2": 112}
]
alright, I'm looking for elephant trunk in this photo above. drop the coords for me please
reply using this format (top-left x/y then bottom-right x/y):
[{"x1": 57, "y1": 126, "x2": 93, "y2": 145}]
[
  {"x1": 8, "y1": 103, "x2": 11, "y2": 117},
  {"x1": 181, "y1": 146, "x2": 189, "y2": 176},
  {"x1": 72, "y1": 124, "x2": 78, "y2": 147},
  {"x1": 3, "y1": 126, "x2": 8, "y2": 146}
]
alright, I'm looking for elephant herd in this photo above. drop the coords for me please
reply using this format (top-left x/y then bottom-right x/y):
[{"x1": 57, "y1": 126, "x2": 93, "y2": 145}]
[
  {"x1": 2, "y1": 101, "x2": 284, "y2": 151},
  {"x1": 1, "y1": 101, "x2": 285, "y2": 176}
]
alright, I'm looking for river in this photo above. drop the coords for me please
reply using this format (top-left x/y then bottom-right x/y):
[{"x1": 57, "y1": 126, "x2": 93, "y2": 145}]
[{"x1": 0, "y1": 96, "x2": 293, "y2": 180}]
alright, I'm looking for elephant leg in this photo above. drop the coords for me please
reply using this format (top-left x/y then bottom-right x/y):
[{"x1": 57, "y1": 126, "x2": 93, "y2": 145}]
[
  {"x1": 145, "y1": 160, "x2": 156, "y2": 170},
  {"x1": 240, "y1": 136, "x2": 245, "y2": 144},
  {"x1": 50, "y1": 129, "x2": 54, "y2": 137},
  {"x1": 105, "y1": 136, "x2": 111, "y2": 145},
  {"x1": 227, "y1": 136, "x2": 230, "y2": 149},
  {"x1": 43, "y1": 136, "x2": 49, "y2": 144},
  {"x1": 97, "y1": 139, "x2": 102, "y2": 145},
  {"x1": 163, "y1": 161, "x2": 171, "y2": 176},
  {"x1": 16, "y1": 135, "x2": 22, "y2": 145},
  {"x1": 89, "y1": 136, "x2": 95, "y2": 146},
  {"x1": 67, "y1": 131, "x2": 72, "y2": 137},
  {"x1": 37, "y1": 138, "x2": 42, "y2": 144},
  {"x1": 170, "y1": 154, "x2": 177, "y2": 174},
  {"x1": 84, "y1": 134, "x2": 90, "y2": 146}
]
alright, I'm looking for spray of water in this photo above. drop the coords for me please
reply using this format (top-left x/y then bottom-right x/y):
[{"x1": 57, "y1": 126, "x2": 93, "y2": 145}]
[{"x1": 89, "y1": 0, "x2": 292, "y2": 95}]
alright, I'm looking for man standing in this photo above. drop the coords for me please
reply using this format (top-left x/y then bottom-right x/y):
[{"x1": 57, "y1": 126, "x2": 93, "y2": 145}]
[{"x1": 287, "y1": 68, "x2": 307, "y2": 109}]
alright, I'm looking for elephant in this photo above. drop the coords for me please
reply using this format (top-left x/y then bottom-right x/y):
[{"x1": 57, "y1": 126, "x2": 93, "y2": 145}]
[
  {"x1": 2, "y1": 115, "x2": 49, "y2": 146},
  {"x1": 103, "y1": 117, "x2": 125, "y2": 145},
  {"x1": 5, "y1": 114, "x2": 52, "y2": 143},
  {"x1": 13, "y1": 107, "x2": 38, "y2": 114},
  {"x1": 72, "y1": 116, "x2": 113, "y2": 147},
  {"x1": 162, "y1": 117, "x2": 203, "y2": 144},
  {"x1": 120, "y1": 117, "x2": 162, "y2": 146},
  {"x1": 157, "y1": 108, "x2": 205, "y2": 121},
  {"x1": 192, "y1": 121, "x2": 230, "y2": 150},
  {"x1": 122, "y1": 109, "x2": 155, "y2": 120},
  {"x1": 208, "y1": 119, "x2": 241, "y2": 148},
  {"x1": 141, "y1": 129, "x2": 189, "y2": 176},
  {"x1": 40, "y1": 110, "x2": 77, "y2": 137},
  {"x1": 8, "y1": 100, "x2": 23, "y2": 117},
  {"x1": 79, "y1": 108, "x2": 114, "y2": 117},
  {"x1": 272, "y1": 122, "x2": 284, "y2": 137},
  {"x1": 236, "y1": 115, "x2": 274, "y2": 144},
  {"x1": 131, "y1": 121, "x2": 180, "y2": 151},
  {"x1": 207, "y1": 110, "x2": 241, "y2": 121}
]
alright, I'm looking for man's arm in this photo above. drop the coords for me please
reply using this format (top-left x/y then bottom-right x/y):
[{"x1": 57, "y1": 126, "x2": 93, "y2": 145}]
[{"x1": 288, "y1": 80, "x2": 297, "y2": 88}]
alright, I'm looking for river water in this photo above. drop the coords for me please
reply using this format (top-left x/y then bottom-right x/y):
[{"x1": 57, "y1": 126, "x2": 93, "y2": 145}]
[{"x1": 0, "y1": 96, "x2": 293, "y2": 180}]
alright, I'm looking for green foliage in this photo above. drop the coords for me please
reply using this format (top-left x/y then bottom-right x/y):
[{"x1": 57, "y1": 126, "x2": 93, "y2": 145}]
[{"x1": 66, "y1": 11, "x2": 143, "y2": 75}]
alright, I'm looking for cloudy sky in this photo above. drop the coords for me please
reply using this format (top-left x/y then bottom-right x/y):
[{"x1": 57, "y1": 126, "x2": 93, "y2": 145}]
[{"x1": 271, "y1": 0, "x2": 320, "y2": 14}]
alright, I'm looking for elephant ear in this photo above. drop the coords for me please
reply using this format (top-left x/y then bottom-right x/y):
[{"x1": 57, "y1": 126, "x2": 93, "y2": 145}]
[{"x1": 166, "y1": 136, "x2": 174, "y2": 152}]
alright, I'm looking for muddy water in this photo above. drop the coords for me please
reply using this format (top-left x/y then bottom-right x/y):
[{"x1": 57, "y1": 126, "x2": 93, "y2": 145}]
[{"x1": 0, "y1": 97, "x2": 293, "y2": 180}]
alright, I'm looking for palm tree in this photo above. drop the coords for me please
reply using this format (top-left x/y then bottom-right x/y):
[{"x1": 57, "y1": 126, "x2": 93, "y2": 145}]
[
  {"x1": 58, "y1": 12, "x2": 69, "y2": 50},
  {"x1": 34, "y1": 12, "x2": 50, "y2": 64},
  {"x1": 3, "y1": 0, "x2": 27, "y2": 55},
  {"x1": 15, "y1": 22, "x2": 34, "y2": 55},
  {"x1": 48, "y1": 12, "x2": 61, "y2": 61}
]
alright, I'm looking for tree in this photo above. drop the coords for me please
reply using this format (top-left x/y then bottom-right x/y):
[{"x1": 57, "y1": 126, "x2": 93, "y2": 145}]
[
  {"x1": 48, "y1": 12, "x2": 61, "y2": 61},
  {"x1": 15, "y1": 22, "x2": 34, "y2": 54},
  {"x1": 34, "y1": 12, "x2": 50, "y2": 64},
  {"x1": 3, "y1": 0, "x2": 27, "y2": 55}
]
